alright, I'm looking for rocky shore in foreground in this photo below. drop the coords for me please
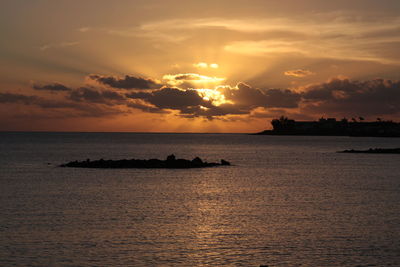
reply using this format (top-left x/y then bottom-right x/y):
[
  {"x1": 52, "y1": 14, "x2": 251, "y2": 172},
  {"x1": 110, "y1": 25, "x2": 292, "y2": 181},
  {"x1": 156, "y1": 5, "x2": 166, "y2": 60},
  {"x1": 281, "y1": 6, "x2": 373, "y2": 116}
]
[
  {"x1": 339, "y1": 148, "x2": 400, "y2": 154},
  {"x1": 60, "y1": 154, "x2": 231, "y2": 169}
]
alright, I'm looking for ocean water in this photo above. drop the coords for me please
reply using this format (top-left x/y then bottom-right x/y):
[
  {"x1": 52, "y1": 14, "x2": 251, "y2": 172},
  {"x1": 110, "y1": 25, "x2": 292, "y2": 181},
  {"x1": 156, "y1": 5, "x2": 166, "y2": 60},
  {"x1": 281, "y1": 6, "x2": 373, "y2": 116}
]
[{"x1": 1, "y1": 132, "x2": 400, "y2": 267}]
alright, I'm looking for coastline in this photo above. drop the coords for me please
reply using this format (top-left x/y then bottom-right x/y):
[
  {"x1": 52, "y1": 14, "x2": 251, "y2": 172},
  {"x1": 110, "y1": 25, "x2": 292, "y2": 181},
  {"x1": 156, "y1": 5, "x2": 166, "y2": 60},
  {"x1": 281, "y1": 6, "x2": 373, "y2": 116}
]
[{"x1": 254, "y1": 130, "x2": 400, "y2": 137}]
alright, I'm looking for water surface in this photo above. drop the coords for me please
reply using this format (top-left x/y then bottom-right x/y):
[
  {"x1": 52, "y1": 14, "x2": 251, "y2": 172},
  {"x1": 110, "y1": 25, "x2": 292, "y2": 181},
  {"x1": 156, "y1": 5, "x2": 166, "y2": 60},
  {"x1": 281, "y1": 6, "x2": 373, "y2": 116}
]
[{"x1": 1, "y1": 133, "x2": 400, "y2": 266}]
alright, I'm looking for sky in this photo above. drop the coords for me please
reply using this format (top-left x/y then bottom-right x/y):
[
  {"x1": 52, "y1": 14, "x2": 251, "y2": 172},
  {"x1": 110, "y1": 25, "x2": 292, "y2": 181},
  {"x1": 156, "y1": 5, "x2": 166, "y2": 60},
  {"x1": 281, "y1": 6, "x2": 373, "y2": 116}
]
[{"x1": 1, "y1": 0, "x2": 400, "y2": 132}]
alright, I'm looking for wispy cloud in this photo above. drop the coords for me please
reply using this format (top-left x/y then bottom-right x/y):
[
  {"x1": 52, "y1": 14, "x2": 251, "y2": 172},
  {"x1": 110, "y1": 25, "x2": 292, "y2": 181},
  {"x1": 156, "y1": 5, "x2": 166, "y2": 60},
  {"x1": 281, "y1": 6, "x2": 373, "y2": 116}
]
[
  {"x1": 193, "y1": 62, "x2": 219, "y2": 69},
  {"x1": 78, "y1": 27, "x2": 91, "y2": 33},
  {"x1": 136, "y1": 16, "x2": 400, "y2": 64},
  {"x1": 224, "y1": 39, "x2": 399, "y2": 64},
  {"x1": 284, "y1": 69, "x2": 315, "y2": 78},
  {"x1": 32, "y1": 82, "x2": 72, "y2": 92},
  {"x1": 40, "y1": 41, "x2": 79, "y2": 51}
]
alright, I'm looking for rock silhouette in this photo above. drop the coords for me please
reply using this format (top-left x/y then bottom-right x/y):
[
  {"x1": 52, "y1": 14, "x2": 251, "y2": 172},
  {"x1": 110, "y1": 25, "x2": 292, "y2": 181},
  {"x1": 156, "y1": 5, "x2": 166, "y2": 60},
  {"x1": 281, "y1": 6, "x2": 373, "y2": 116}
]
[{"x1": 60, "y1": 154, "x2": 231, "y2": 169}]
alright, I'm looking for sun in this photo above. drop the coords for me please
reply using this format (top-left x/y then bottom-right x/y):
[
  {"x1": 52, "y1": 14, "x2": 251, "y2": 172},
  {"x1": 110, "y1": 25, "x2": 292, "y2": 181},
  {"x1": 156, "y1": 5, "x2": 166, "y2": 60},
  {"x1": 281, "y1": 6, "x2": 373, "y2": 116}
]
[{"x1": 195, "y1": 88, "x2": 230, "y2": 106}]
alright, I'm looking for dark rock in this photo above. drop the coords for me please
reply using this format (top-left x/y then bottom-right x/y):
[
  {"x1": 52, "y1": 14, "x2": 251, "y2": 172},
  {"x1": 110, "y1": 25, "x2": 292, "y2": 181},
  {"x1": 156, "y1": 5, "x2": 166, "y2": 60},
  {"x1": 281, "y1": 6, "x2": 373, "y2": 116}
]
[
  {"x1": 191, "y1": 157, "x2": 203, "y2": 166},
  {"x1": 220, "y1": 159, "x2": 230, "y2": 165},
  {"x1": 60, "y1": 155, "x2": 232, "y2": 169},
  {"x1": 166, "y1": 154, "x2": 176, "y2": 162}
]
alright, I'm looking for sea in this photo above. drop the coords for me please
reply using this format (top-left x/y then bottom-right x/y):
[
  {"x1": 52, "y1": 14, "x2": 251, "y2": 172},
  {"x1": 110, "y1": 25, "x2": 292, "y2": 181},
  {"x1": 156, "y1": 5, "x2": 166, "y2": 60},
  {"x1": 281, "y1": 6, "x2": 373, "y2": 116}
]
[{"x1": 1, "y1": 132, "x2": 400, "y2": 267}]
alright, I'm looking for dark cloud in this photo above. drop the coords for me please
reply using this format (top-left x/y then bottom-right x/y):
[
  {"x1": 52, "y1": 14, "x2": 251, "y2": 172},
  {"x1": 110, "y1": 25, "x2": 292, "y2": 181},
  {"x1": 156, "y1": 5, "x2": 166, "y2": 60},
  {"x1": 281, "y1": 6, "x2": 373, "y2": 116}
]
[
  {"x1": 124, "y1": 78, "x2": 400, "y2": 119},
  {"x1": 69, "y1": 87, "x2": 126, "y2": 105},
  {"x1": 126, "y1": 83, "x2": 301, "y2": 119},
  {"x1": 127, "y1": 86, "x2": 229, "y2": 118},
  {"x1": 171, "y1": 74, "x2": 206, "y2": 81},
  {"x1": 0, "y1": 92, "x2": 126, "y2": 118},
  {"x1": 32, "y1": 83, "x2": 72, "y2": 92},
  {"x1": 301, "y1": 78, "x2": 400, "y2": 116},
  {"x1": 179, "y1": 103, "x2": 249, "y2": 120},
  {"x1": 219, "y1": 82, "x2": 301, "y2": 109},
  {"x1": 126, "y1": 101, "x2": 168, "y2": 114},
  {"x1": 263, "y1": 88, "x2": 302, "y2": 108},
  {"x1": 8, "y1": 74, "x2": 399, "y2": 122},
  {"x1": 127, "y1": 87, "x2": 209, "y2": 109},
  {"x1": 0, "y1": 92, "x2": 82, "y2": 109},
  {"x1": 89, "y1": 74, "x2": 161, "y2": 90},
  {"x1": 0, "y1": 92, "x2": 38, "y2": 104}
]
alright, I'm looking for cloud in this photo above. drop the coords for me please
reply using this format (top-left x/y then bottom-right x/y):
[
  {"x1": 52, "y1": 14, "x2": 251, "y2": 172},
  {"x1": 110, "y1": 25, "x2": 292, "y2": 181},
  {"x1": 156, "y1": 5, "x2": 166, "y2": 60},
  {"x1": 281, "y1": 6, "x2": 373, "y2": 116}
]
[
  {"x1": 284, "y1": 69, "x2": 315, "y2": 78},
  {"x1": 224, "y1": 40, "x2": 307, "y2": 56},
  {"x1": 40, "y1": 41, "x2": 79, "y2": 51},
  {"x1": 193, "y1": 62, "x2": 219, "y2": 69},
  {"x1": 178, "y1": 103, "x2": 249, "y2": 119},
  {"x1": 138, "y1": 17, "x2": 306, "y2": 34},
  {"x1": 126, "y1": 87, "x2": 243, "y2": 119},
  {"x1": 301, "y1": 78, "x2": 400, "y2": 117},
  {"x1": 6, "y1": 71, "x2": 400, "y2": 123},
  {"x1": 77, "y1": 14, "x2": 400, "y2": 67},
  {"x1": 224, "y1": 34, "x2": 400, "y2": 64},
  {"x1": 163, "y1": 73, "x2": 225, "y2": 88},
  {"x1": 68, "y1": 87, "x2": 126, "y2": 105},
  {"x1": 126, "y1": 101, "x2": 168, "y2": 114},
  {"x1": 0, "y1": 92, "x2": 126, "y2": 118},
  {"x1": 32, "y1": 83, "x2": 72, "y2": 91},
  {"x1": 0, "y1": 92, "x2": 38, "y2": 104},
  {"x1": 125, "y1": 82, "x2": 302, "y2": 119},
  {"x1": 78, "y1": 27, "x2": 91, "y2": 33},
  {"x1": 164, "y1": 73, "x2": 224, "y2": 81},
  {"x1": 89, "y1": 74, "x2": 161, "y2": 90},
  {"x1": 193, "y1": 62, "x2": 208, "y2": 69},
  {"x1": 169, "y1": 16, "x2": 393, "y2": 64},
  {"x1": 218, "y1": 82, "x2": 301, "y2": 109},
  {"x1": 127, "y1": 87, "x2": 209, "y2": 110}
]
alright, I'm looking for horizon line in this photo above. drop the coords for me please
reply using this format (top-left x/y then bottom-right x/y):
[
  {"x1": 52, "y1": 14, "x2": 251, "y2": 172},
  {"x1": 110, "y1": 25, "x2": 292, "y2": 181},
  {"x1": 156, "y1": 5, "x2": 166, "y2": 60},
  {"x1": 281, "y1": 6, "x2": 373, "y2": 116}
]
[{"x1": 0, "y1": 130, "x2": 250, "y2": 134}]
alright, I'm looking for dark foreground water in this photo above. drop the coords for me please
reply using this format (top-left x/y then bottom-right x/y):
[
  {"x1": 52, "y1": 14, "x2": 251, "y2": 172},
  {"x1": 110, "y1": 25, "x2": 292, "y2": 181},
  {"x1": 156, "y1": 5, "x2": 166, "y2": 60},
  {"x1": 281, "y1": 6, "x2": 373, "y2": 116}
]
[{"x1": 1, "y1": 132, "x2": 400, "y2": 266}]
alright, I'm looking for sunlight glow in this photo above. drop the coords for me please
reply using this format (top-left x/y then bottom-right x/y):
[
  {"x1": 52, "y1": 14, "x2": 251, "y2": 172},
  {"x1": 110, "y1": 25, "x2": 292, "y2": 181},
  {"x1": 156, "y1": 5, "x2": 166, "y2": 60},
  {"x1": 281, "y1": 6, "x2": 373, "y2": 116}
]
[
  {"x1": 163, "y1": 73, "x2": 225, "y2": 87},
  {"x1": 195, "y1": 88, "x2": 230, "y2": 106}
]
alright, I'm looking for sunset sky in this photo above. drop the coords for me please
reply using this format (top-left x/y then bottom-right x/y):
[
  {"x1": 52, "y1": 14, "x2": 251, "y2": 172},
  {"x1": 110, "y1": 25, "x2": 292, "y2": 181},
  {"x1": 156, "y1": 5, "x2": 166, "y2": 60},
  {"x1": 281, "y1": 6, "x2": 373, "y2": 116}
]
[{"x1": 1, "y1": 0, "x2": 400, "y2": 132}]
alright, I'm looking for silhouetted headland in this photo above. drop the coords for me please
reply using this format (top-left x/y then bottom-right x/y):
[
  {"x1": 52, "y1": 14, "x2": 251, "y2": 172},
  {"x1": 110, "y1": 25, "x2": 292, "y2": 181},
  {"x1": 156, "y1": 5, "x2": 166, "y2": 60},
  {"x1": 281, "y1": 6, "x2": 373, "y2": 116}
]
[
  {"x1": 256, "y1": 116, "x2": 400, "y2": 137},
  {"x1": 60, "y1": 154, "x2": 231, "y2": 169},
  {"x1": 339, "y1": 148, "x2": 400, "y2": 154}
]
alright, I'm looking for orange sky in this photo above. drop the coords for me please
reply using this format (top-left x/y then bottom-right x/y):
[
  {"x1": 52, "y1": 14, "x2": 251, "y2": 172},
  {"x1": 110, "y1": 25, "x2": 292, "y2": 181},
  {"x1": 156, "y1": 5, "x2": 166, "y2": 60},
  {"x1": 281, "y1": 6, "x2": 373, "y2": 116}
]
[{"x1": 1, "y1": 0, "x2": 400, "y2": 132}]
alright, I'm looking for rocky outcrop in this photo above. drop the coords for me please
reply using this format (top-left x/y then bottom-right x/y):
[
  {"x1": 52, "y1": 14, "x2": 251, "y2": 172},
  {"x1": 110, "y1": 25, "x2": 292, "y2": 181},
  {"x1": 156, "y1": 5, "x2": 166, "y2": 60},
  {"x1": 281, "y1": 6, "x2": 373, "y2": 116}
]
[{"x1": 60, "y1": 154, "x2": 231, "y2": 169}]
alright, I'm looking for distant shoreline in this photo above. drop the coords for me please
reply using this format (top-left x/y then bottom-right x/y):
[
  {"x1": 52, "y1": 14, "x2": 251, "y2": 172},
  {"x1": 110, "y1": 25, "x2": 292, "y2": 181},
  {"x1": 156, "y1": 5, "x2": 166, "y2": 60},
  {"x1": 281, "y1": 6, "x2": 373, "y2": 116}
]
[
  {"x1": 339, "y1": 148, "x2": 400, "y2": 154},
  {"x1": 255, "y1": 130, "x2": 400, "y2": 137},
  {"x1": 255, "y1": 117, "x2": 400, "y2": 137}
]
